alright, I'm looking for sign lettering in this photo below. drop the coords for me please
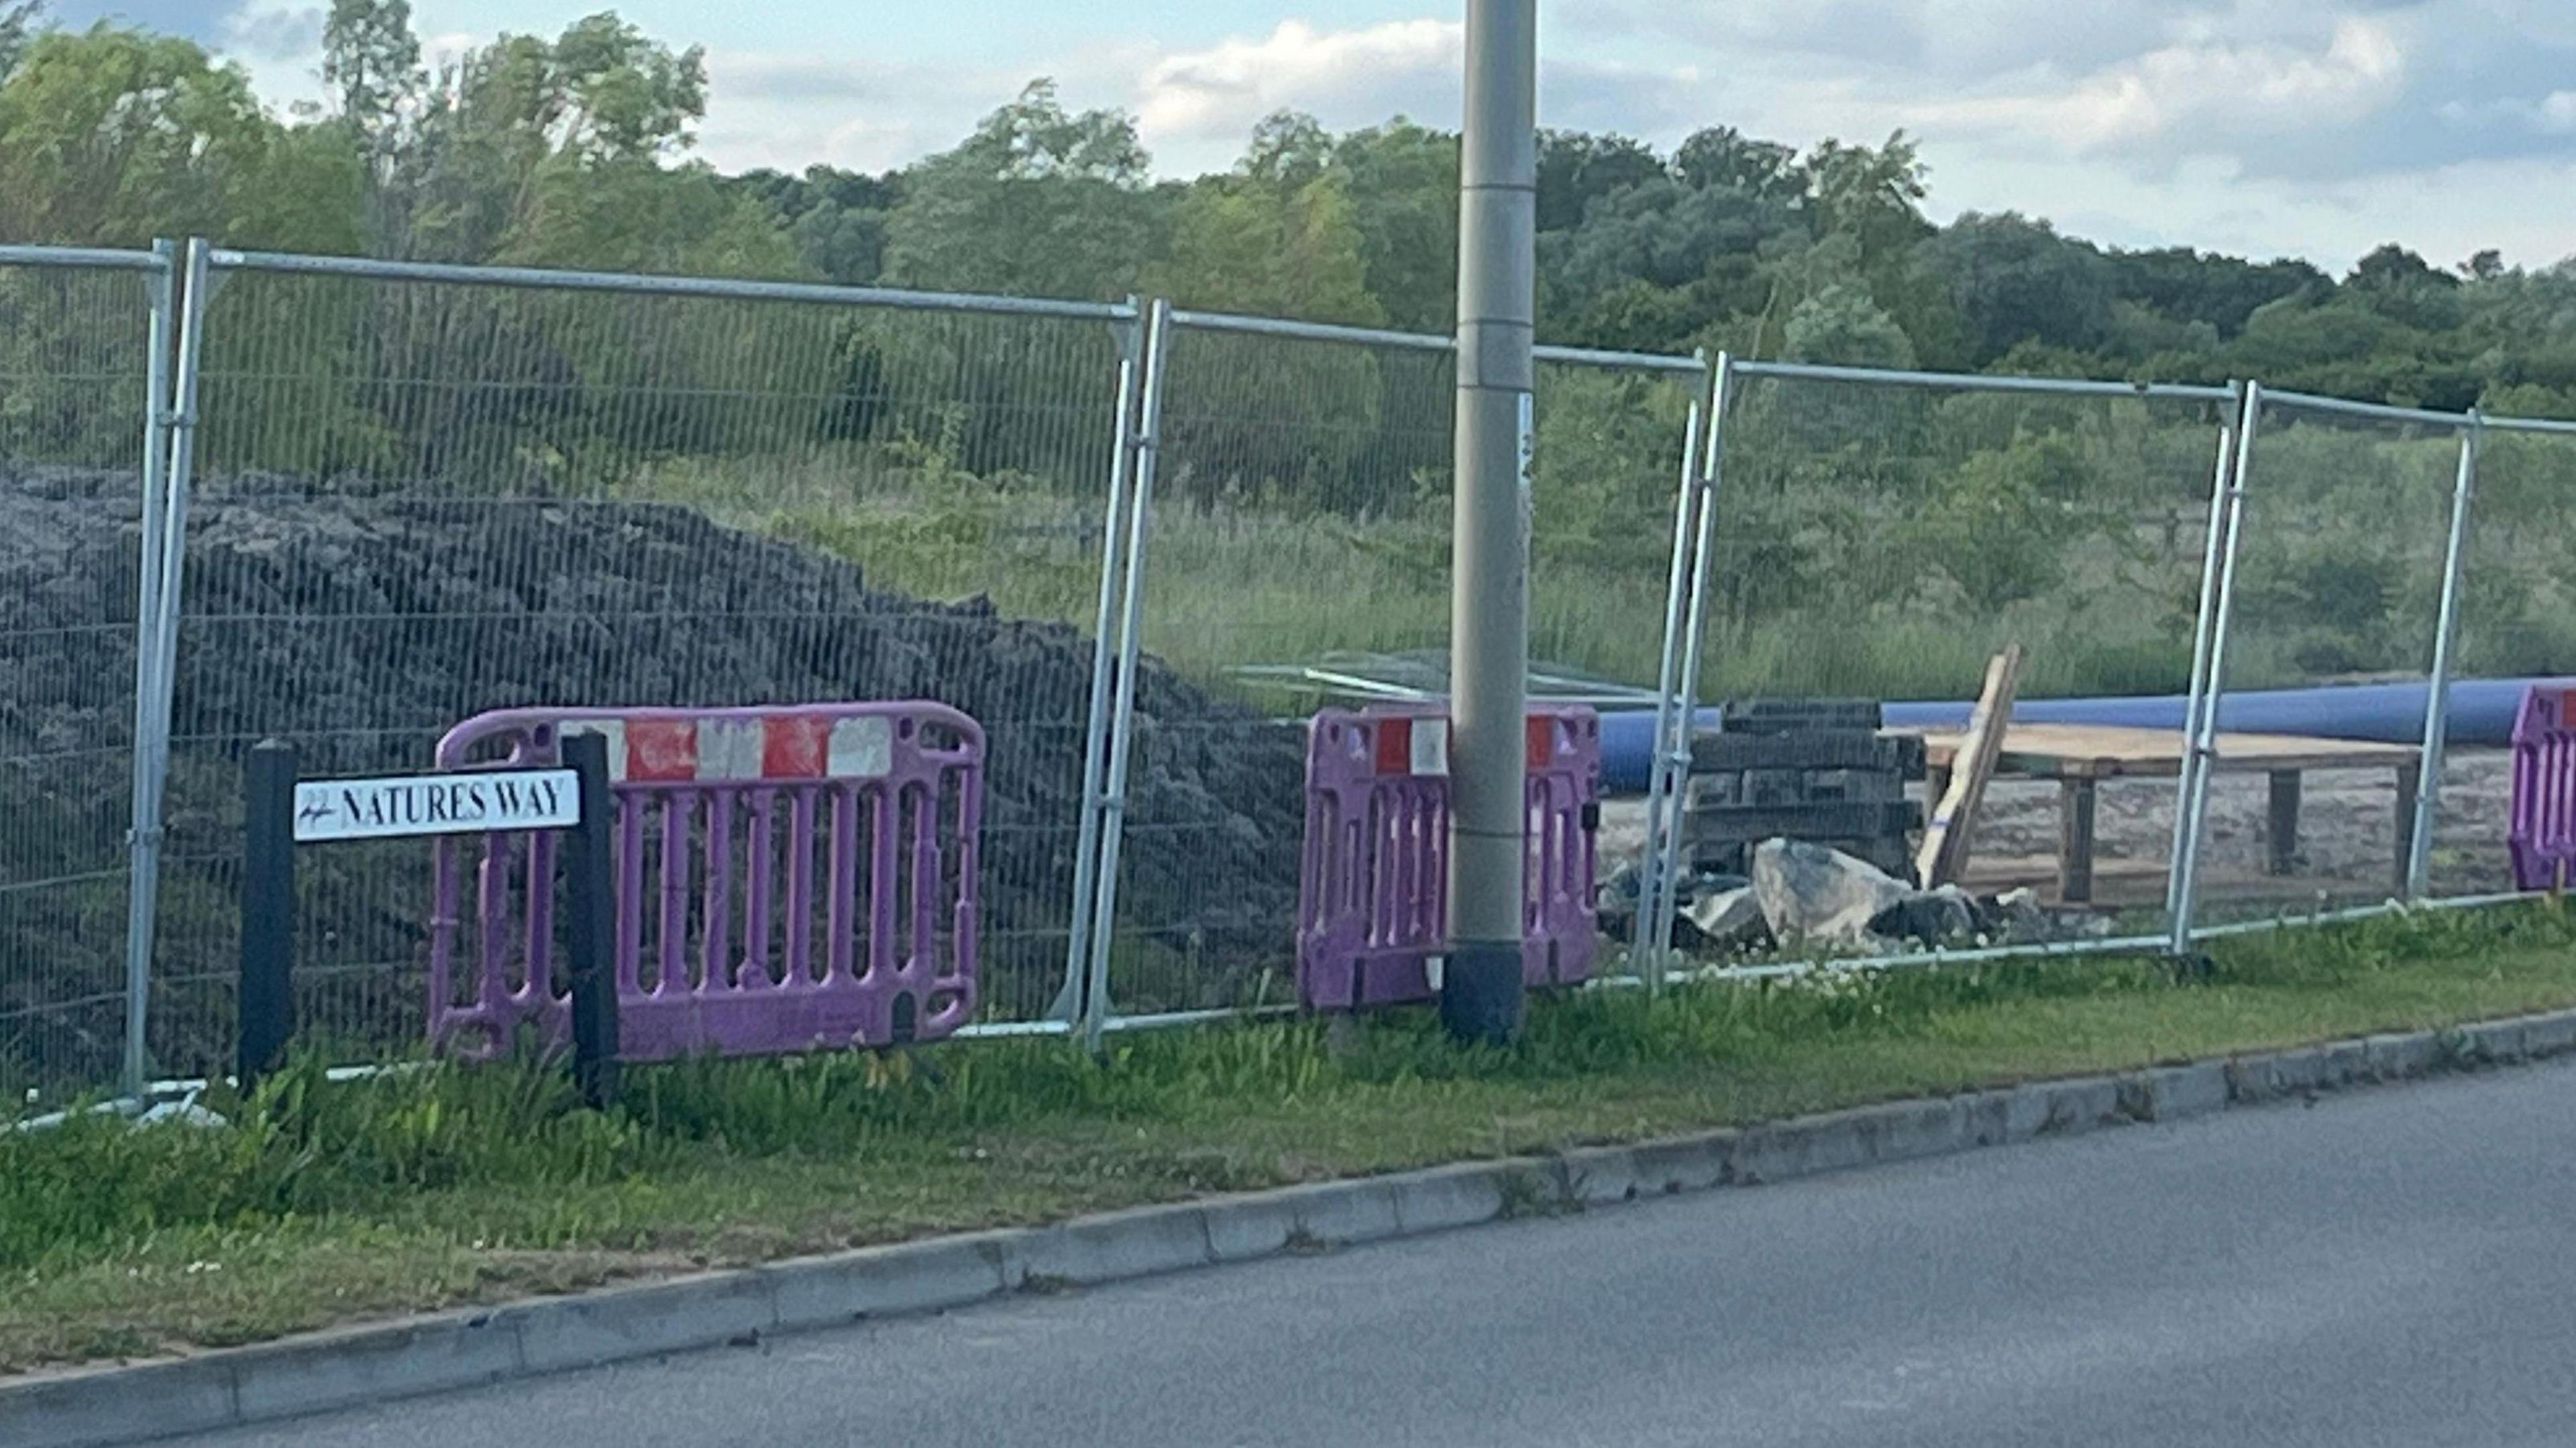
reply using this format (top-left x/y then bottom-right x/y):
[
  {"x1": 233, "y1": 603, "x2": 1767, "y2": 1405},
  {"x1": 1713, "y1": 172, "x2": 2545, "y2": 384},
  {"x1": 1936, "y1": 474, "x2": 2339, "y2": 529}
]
[{"x1": 292, "y1": 769, "x2": 580, "y2": 844}]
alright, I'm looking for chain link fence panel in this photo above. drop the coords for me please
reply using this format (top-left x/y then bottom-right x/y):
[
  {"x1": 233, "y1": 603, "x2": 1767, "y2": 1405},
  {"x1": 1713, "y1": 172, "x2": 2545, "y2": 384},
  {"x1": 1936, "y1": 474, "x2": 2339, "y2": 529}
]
[{"x1": 0, "y1": 251, "x2": 164, "y2": 1099}]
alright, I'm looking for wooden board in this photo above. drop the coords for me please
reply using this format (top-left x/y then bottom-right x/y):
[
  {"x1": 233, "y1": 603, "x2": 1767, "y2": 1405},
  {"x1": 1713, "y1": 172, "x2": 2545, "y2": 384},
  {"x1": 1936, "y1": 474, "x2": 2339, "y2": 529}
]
[
  {"x1": 1911, "y1": 721, "x2": 2420, "y2": 781},
  {"x1": 1916, "y1": 645, "x2": 2022, "y2": 887}
]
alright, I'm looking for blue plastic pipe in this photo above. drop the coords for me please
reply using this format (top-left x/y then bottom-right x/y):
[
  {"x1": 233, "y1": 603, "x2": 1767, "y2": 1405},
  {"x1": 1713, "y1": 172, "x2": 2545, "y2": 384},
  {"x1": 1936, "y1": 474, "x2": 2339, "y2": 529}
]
[{"x1": 1600, "y1": 677, "x2": 2571, "y2": 793}]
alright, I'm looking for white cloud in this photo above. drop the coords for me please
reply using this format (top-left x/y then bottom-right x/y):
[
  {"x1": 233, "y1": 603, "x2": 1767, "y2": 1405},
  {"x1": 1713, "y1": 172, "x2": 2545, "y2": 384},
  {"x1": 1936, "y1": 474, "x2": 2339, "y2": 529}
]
[
  {"x1": 1625, "y1": 0, "x2": 2199, "y2": 80},
  {"x1": 221, "y1": 3, "x2": 321, "y2": 63},
  {"x1": 1133, "y1": 19, "x2": 1463, "y2": 147},
  {"x1": 1917, "y1": 16, "x2": 2411, "y2": 159}
]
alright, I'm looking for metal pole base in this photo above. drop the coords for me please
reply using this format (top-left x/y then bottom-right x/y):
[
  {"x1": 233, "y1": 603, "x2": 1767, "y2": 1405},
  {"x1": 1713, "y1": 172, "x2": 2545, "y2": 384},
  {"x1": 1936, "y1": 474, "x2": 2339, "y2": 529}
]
[{"x1": 1440, "y1": 940, "x2": 1525, "y2": 1044}]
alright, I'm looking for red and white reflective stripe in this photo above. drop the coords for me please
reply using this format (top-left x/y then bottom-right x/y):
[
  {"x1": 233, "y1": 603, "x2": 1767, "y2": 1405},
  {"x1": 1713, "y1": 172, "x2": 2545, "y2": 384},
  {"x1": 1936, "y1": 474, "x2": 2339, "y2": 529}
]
[
  {"x1": 1371, "y1": 716, "x2": 1560, "y2": 777},
  {"x1": 565, "y1": 715, "x2": 895, "y2": 783},
  {"x1": 1371, "y1": 717, "x2": 1450, "y2": 777}
]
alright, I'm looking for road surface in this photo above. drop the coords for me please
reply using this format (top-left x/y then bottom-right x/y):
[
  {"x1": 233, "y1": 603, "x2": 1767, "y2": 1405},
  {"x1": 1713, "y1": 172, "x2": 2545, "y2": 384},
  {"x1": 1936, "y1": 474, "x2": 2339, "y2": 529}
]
[{"x1": 171, "y1": 1059, "x2": 2576, "y2": 1447}]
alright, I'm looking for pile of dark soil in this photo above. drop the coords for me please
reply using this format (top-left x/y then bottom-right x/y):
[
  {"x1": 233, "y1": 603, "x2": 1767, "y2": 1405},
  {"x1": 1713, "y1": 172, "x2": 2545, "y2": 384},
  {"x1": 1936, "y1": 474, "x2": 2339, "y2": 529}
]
[{"x1": 0, "y1": 470, "x2": 1303, "y2": 1081}]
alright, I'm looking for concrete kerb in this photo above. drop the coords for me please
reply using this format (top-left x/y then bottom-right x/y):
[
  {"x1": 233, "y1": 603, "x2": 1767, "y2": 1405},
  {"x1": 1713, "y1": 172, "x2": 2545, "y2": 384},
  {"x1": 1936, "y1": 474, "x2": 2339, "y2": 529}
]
[{"x1": 14, "y1": 1003, "x2": 2576, "y2": 1448}]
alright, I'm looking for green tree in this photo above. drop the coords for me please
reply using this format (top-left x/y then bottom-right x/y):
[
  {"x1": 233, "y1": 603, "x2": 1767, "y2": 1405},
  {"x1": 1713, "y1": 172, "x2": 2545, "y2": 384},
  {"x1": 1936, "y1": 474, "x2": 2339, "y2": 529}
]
[
  {"x1": 2344, "y1": 242, "x2": 2465, "y2": 333},
  {"x1": 1535, "y1": 129, "x2": 1666, "y2": 233},
  {"x1": 0, "y1": 1, "x2": 41, "y2": 82},
  {"x1": 394, "y1": 12, "x2": 720, "y2": 265},
  {"x1": 321, "y1": 0, "x2": 425, "y2": 249},
  {"x1": 1907, "y1": 434, "x2": 2094, "y2": 611},
  {"x1": 724, "y1": 166, "x2": 902, "y2": 284},
  {"x1": 2107, "y1": 246, "x2": 2324, "y2": 339},
  {"x1": 1330, "y1": 119, "x2": 1458, "y2": 333},
  {"x1": 1805, "y1": 131, "x2": 1931, "y2": 264},
  {"x1": 1240, "y1": 110, "x2": 1334, "y2": 189},
  {"x1": 323, "y1": 0, "x2": 423, "y2": 156},
  {"x1": 2223, "y1": 296, "x2": 2481, "y2": 411},
  {"x1": 881, "y1": 80, "x2": 1159, "y2": 301},
  {"x1": 1782, "y1": 283, "x2": 1915, "y2": 368},
  {"x1": 1542, "y1": 177, "x2": 1799, "y2": 317},
  {"x1": 1152, "y1": 168, "x2": 1381, "y2": 326},
  {"x1": 1673, "y1": 125, "x2": 1804, "y2": 205},
  {"x1": 0, "y1": 25, "x2": 361, "y2": 250},
  {"x1": 1909, "y1": 212, "x2": 2118, "y2": 365}
]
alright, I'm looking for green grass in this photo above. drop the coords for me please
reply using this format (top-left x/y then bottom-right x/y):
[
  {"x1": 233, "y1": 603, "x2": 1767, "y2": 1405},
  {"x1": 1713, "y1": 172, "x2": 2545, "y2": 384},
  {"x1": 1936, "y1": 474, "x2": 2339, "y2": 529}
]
[{"x1": 10, "y1": 903, "x2": 2576, "y2": 1375}]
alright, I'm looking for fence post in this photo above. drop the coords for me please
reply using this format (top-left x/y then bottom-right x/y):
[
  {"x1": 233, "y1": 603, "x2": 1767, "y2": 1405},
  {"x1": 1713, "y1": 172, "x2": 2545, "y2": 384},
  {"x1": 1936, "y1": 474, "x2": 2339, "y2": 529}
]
[
  {"x1": 1079, "y1": 298, "x2": 1171, "y2": 1052},
  {"x1": 2171, "y1": 380, "x2": 2263, "y2": 953},
  {"x1": 1635, "y1": 356, "x2": 1711, "y2": 983},
  {"x1": 2165, "y1": 384, "x2": 2242, "y2": 931},
  {"x1": 1059, "y1": 303, "x2": 1144, "y2": 1028},
  {"x1": 117, "y1": 239, "x2": 178, "y2": 1099},
  {"x1": 2408, "y1": 411, "x2": 2483, "y2": 899},
  {"x1": 1648, "y1": 351, "x2": 1731, "y2": 973},
  {"x1": 236, "y1": 740, "x2": 297, "y2": 1095},
  {"x1": 561, "y1": 730, "x2": 621, "y2": 1107}
]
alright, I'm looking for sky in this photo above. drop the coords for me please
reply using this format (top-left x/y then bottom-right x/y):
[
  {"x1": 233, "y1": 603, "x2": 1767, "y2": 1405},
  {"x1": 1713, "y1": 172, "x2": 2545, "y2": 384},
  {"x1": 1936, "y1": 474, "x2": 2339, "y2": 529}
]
[{"x1": 46, "y1": 0, "x2": 2576, "y2": 274}]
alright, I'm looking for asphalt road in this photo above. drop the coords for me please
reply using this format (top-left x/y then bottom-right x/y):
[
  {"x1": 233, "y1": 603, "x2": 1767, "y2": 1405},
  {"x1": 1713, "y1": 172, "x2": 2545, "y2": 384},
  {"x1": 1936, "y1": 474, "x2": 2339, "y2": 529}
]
[{"x1": 172, "y1": 1060, "x2": 2576, "y2": 1448}]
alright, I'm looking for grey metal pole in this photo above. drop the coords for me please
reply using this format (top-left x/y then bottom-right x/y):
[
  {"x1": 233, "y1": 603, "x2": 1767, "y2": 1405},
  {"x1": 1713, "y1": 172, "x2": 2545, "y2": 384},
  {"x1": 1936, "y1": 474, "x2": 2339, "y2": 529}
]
[
  {"x1": 1653, "y1": 353, "x2": 1731, "y2": 965},
  {"x1": 1081, "y1": 300, "x2": 1171, "y2": 1052},
  {"x1": 2165, "y1": 390, "x2": 2240, "y2": 928},
  {"x1": 1445, "y1": 0, "x2": 1538, "y2": 1044},
  {"x1": 2408, "y1": 414, "x2": 2482, "y2": 899},
  {"x1": 1634, "y1": 371, "x2": 1707, "y2": 984},
  {"x1": 2171, "y1": 380, "x2": 2263, "y2": 952},
  {"x1": 1056, "y1": 309, "x2": 1143, "y2": 1027},
  {"x1": 119, "y1": 239, "x2": 178, "y2": 1099}
]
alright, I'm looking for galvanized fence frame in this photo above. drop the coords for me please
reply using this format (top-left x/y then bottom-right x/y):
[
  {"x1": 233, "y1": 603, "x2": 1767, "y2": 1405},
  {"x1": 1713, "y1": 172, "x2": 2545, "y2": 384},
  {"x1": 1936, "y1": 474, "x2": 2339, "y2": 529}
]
[
  {"x1": 11, "y1": 233, "x2": 2576, "y2": 1092},
  {"x1": 130, "y1": 243, "x2": 1144, "y2": 1072},
  {"x1": 2165, "y1": 392, "x2": 2567, "y2": 944},
  {"x1": 1644, "y1": 361, "x2": 2576, "y2": 982},
  {"x1": 1642, "y1": 361, "x2": 2244, "y2": 981},
  {"x1": 2176, "y1": 388, "x2": 2473, "y2": 936},
  {"x1": 1077, "y1": 307, "x2": 1709, "y2": 1034},
  {"x1": 0, "y1": 240, "x2": 176, "y2": 1099}
]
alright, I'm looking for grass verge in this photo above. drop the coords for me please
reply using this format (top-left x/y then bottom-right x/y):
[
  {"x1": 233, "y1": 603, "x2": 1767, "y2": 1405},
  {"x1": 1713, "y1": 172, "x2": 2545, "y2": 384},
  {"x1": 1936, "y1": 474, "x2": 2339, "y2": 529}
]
[{"x1": 9, "y1": 902, "x2": 2576, "y2": 1376}]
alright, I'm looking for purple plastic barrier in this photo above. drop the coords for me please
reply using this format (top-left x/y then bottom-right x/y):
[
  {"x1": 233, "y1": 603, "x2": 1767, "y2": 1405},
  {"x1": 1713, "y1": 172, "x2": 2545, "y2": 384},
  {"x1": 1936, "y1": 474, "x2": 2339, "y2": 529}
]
[
  {"x1": 427, "y1": 703, "x2": 981, "y2": 1060},
  {"x1": 2510, "y1": 686, "x2": 2576, "y2": 891},
  {"x1": 1297, "y1": 706, "x2": 1599, "y2": 1010}
]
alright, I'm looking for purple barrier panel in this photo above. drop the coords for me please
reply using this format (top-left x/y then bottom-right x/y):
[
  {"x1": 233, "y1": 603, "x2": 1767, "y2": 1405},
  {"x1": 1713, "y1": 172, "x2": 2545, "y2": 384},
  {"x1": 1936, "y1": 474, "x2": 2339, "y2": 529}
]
[
  {"x1": 427, "y1": 703, "x2": 981, "y2": 1060},
  {"x1": 1297, "y1": 706, "x2": 1599, "y2": 1011},
  {"x1": 2510, "y1": 686, "x2": 2576, "y2": 891}
]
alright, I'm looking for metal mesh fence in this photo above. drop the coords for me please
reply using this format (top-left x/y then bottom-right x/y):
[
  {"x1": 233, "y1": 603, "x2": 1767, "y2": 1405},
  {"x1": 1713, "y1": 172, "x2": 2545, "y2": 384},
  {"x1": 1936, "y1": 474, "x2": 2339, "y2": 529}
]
[
  {"x1": 1685, "y1": 368, "x2": 2235, "y2": 947},
  {"x1": 144, "y1": 257, "x2": 1133, "y2": 1074},
  {"x1": 2196, "y1": 395, "x2": 2467, "y2": 923},
  {"x1": 0, "y1": 254, "x2": 161, "y2": 1098},
  {"x1": 1100, "y1": 316, "x2": 1455, "y2": 1015},
  {"x1": 1528, "y1": 353, "x2": 1705, "y2": 689},
  {"x1": 2424, "y1": 415, "x2": 2576, "y2": 900},
  {"x1": 9, "y1": 236, "x2": 2573, "y2": 1077},
  {"x1": 1099, "y1": 317, "x2": 1706, "y2": 1015}
]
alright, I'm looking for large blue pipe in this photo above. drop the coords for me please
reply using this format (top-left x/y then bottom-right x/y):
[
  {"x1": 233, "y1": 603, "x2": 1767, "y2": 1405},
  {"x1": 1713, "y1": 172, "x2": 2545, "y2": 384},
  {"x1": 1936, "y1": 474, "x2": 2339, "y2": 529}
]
[{"x1": 1599, "y1": 677, "x2": 2570, "y2": 794}]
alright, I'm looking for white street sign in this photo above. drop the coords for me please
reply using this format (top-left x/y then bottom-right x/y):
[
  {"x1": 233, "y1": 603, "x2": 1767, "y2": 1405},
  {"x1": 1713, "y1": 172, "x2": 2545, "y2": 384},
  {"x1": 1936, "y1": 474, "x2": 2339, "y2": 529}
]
[{"x1": 292, "y1": 769, "x2": 580, "y2": 844}]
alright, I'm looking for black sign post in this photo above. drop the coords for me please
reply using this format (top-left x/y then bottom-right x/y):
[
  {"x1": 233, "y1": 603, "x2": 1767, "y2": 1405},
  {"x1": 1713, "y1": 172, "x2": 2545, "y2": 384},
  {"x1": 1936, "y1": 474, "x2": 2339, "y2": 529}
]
[
  {"x1": 559, "y1": 730, "x2": 621, "y2": 1109},
  {"x1": 236, "y1": 740, "x2": 299, "y2": 1097},
  {"x1": 233, "y1": 740, "x2": 612, "y2": 1104}
]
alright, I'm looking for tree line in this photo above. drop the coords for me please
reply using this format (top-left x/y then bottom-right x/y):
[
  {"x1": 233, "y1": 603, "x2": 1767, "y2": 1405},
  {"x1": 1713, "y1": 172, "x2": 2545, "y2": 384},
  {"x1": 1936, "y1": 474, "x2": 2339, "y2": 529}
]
[{"x1": 0, "y1": 1, "x2": 2571, "y2": 418}]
